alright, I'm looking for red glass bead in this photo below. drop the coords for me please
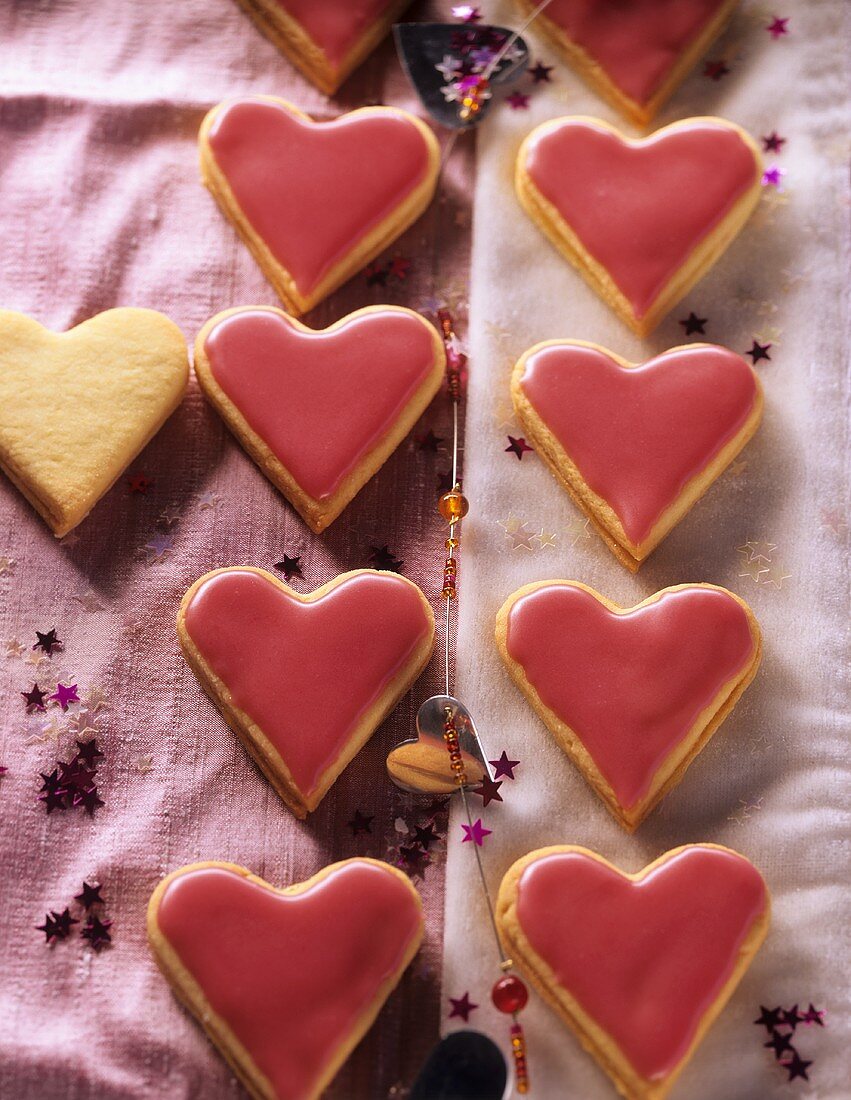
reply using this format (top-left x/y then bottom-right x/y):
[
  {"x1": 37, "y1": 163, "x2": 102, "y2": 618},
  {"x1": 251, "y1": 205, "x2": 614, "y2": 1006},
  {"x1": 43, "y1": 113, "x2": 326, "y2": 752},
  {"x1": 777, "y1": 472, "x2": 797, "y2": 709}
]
[{"x1": 491, "y1": 975, "x2": 528, "y2": 1014}]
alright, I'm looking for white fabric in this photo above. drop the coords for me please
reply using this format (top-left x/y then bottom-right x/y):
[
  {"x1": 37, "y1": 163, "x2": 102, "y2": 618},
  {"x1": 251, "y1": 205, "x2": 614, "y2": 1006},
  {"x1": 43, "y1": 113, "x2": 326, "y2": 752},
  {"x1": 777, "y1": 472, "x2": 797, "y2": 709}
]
[{"x1": 443, "y1": 1, "x2": 850, "y2": 1097}]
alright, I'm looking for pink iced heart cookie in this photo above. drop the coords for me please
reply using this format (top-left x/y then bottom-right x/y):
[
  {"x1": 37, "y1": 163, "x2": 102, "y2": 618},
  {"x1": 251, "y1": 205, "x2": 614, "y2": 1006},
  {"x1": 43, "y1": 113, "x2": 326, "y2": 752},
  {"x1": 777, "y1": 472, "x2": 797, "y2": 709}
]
[
  {"x1": 194, "y1": 306, "x2": 445, "y2": 532},
  {"x1": 496, "y1": 581, "x2": 761, "y2": 829},
  {"x1": 497, "y1": 844, "x2": 770, "y2": 1100},
  {"x1": 512, "y1": 340, "x2": 762, "y2": 570},
  {"x1": 178, "y1": 568, "x2": 434, "y2": 817},
  {"x1": 234, "y1": 1, "x2": 412, "y2": 94},
  {"x1": 200, "y1": 96, "x2": 439, "y2": 315},
  {"x1": 148, "y1": 858, "x2": 423, "y2": 1100},
  {"x1": 515, "y1": 0, "x2": 737, "y2": 125},
  {"x1": 516, "y1": 116, "x2": 762, "y2": 335}
]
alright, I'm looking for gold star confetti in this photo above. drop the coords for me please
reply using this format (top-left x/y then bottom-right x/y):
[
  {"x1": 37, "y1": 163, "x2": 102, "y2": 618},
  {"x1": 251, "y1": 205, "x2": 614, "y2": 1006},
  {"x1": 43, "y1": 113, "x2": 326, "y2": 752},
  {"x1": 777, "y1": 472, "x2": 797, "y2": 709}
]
[
  {"x1": 508, "y1": 521, "x2": 538, "y2": 550},
  {"x1": 25, "y1": 651, "x2": 49, "y2": 670},
  {"x1": 727, "y1": 458, "x2": 749, "y2": 478},
  {"x1": 762, "y1": 563, "x2": 792, "y2": 589},
  {"x1": 565, "y1": 516, "x2": 592, "y2": 546},
  {"x1": 726, "y1": 796, "x2": 764, "y2": 825},
  {"x1": 82, "y1": 687, "x2": 109, "y2": 713},
  {"x1": 158, "y1": 506, "x2": 181, "y2": 528},
  {"x1": 73, "y1": 589, "x2": 104, "y2": 613},
  {"x1": 197, "y1": 490, "x2": 219, "y2": 510},
  {"x1": 538, "y1": 530, "x2": 558, "y2": 549},
  {"x1": 780, "y1": 266, "x2": 810, "y2": 294},
  {"x1": 39, "y1": 717, "x2": 64, "y2": 745},
  {"x1": 136, "y1": 755, "x2": 154, "y2": 774},
  {"x1": 485, "y1": 320, "x2": 512, "y2": 345},
  {"x1": 5, "y1": 638, "x2": 25, "y2": 658},
  {"x1": 0, "y1": 556, "x2": 16, "y2": 576},
  {"x1": 749, "y1": 731, "x2": 773, "y2": 755},
  {"x1": 739, "y1": 559, "x2": 769, "y2": 583},
  {"x1": 737, "y1": 540, "x2": 776, "y2": 563},
  {"x1": 492, "y1": 395, "x2": 517, "y2": 431},
  {"x1": 820, "y1": 509, "x2": 847, "y2": 535}
]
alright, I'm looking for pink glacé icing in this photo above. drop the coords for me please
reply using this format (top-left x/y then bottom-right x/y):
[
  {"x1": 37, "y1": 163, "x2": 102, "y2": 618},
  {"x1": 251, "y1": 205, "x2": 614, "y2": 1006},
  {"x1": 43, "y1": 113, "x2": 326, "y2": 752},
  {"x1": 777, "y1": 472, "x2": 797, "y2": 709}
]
[
  {"x1": 524, "y1": 120, "x2": 758, "y2": 318},
  {"x1": 515, "y1": 847, "x2": 767, "y2": 1080},
  {"x1": 204, "y1": 308, "x2": 438, "y2": 501},
  {"x1": 519, "y1": 343, "x2": 757, "y2": 545},
  {"x1": 541, "y1": 0, "x2": 729, "y2": 104},
  {"x1": 506, "y1": 584, "x2": 754, "y2": 808},
  {"x1": 207, "y1": 98, "x2": 431, "y2": 294},
  {"x1": 273, "y1": 1, "x2": 401, "y2": 66},
  {"x1": 183, "y1": 570, "x2": 431, "y2": 796},
  {"x1": 156, "y1": 862, "x2": 422, "y2": 1100}
]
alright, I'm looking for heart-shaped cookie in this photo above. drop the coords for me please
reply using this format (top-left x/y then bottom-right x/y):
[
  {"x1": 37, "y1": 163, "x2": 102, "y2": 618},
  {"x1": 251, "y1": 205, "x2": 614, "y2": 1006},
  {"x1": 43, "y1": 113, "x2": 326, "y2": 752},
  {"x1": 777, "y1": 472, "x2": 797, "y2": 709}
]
[
  {"x1": 516, "y1": 116, "x2": 762, "y2": 336},
  {"x1": 515, "y1": 0, "x2": 737, "y2": 126},
  {"x1": 512, "y1": 340, "x2": 762, "y2": 571},
  {"x1": 200, "y1": 96, "x2": 439, "y2": 316},
  {"x1": 496, "y1": 581, "x2": 761, "y2": 830},
  {"x1": 234, "y1": 1, "x2": 412, "y2": 94},
  {"x1": 178, "y1": 567, "x2": 435, "y2": 818},
  {"x1": 148, "y1": 858, "x2": 423, "y2": 1100},
  {"x1": 194, "y1": 306, "x2": 445, "y2": 532},
  {"x1": 497, "y1": 844, "x2": 770, "y2": 1100},
  {"x1": 0, "y1": 308, "x2": 188, "y2": 537}
]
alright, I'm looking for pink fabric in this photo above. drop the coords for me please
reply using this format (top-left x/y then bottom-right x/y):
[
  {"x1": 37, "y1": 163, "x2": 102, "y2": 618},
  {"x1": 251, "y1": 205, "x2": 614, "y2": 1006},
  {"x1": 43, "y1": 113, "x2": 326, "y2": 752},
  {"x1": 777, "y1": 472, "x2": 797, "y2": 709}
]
[{"x1": 0, "y1": 2, "x2": 471, "y2": 1097}]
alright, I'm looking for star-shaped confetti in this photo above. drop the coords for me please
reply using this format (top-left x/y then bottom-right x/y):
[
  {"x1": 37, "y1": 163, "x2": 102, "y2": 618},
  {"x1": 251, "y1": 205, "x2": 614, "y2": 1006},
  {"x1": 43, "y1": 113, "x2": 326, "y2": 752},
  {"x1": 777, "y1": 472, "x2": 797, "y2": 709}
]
[
  {"x1": 36, "y1": 907, "x2": 78, "y2": 944},
  {"x1": 365, "y1": 261, "x2": 389, "y2": 287},
  {"x1": 746, "y1": 340, "x2": 772, "y2": 364},
  {"x1": 471, "y1": 774, "x2": 503, "y2": 807},
  {"x1": 348, "y1": 810, "x2": 374, "y2": 836},
  {"x1": 505, "y1": 435, "x2": 533, "y2": 460},
  {"x1": 679, "y1": 311, "x2": 708, "y2": 335},
  {"x1": 448, "y1": 992, "x2": 479, "y2": 1021},
  {"x1": 499, "y1": 516, "x2": 538, "y2": 550},
  {"x1": 452, "y1": 5, "x2": 481, "y2": 24},
  {"x1": 529, "y1": 60, "x2": 554, "y2": 83},
  {"x1": 424, "y1": 797, "x2": 449, "y2": 817},
  {"x1": 72, "y1": 589, "x2": 104, "y2": 613},
  {"x1": 766, "y1": 16, "x2": 789, "y2": 38},
  {"x1": 739, "y1": 559, "x2": 769, "y2": 583},
  {"x1": 136, "y1": 755, "x2": 154, "y2": 774},
  {"x1": 5, "y1": 638, "x2": 26, "y2": 657},
  {"x1": 0, "y1": 555, "x2": 16, "y2": 576},
  {"x1": 413, "y1": 821, "x2": 440, "y2": 850},
  {"x1": 490, "y1": 751, "x2": 520, "y2": 780},
  {"x1": 781, "y1": 1053, "x2": 812, "y2": 1082},
  {"x1": 76, "y1": 739, "x2": 104, "y2": 767},
  {"x1": 34, "y1": 629, "x2": 62, "y2": 655},
  {"x1": 703, "y1": 59, "x2": 730, "y2": 80},
  {"x1": 461, "y1": 818, "x2": 491, "y2": 846},
  {"x1": 781, "y1": 1005, "x2": 802, "y2": 1029},
  {"x1": 506, "y1": 90, "x2": 530, "y2": 110},
  {"x1": 75, "y1": 882, "x2": 104, "y2": 908},
  {"x1": 275, "y1": 554, "x2": 303, "y2": 581},
  {"x1": 197, "y1": 490, "x2": 218, "y2": 510},
  {"x1": 755, "y1": 1005, "x2": 784, "y2": 1031},
  {"x1": 762, "y1": 165, "x2": 785, "y2": 190},
  {"x1": 737, "y1": 540, "x2": 776, "y2": 563},
  {"x1": 50, "y1": 682, "x2": 79, "y2": 711},
  {"x1": 802, "y1": 1004, "x2": 825, "y2": 1027},
  {"x1": 417, "y1": 429, "x2": 444, "y2": 453},
  {"x1": 22, "y1": 683, "x2": 48, "y2": 712},
  {"x1": 762, "y1": 131, "x2": 786, "y2": 153},
  {"x1": 765, "y1": 1030, "x2": 795, "y2": 1058},
  {"x1": 127, "y1": 472, "x2": 154, "y2": 494},
  {"x1": 398, "y1": 842, "x2": 430, "y2": 876},
  {"x1": 368, "y1": 545, "x2": 404, "y2": 572},
  {"x1": 81, "y1": 915, "x2": 112, "y2": 951},
  {"x1": 142, "y1": 531, "x2": 174, "y2": 562},
  {"x1": 388, "y1": 256, "x2": 412, "y2": 281}
]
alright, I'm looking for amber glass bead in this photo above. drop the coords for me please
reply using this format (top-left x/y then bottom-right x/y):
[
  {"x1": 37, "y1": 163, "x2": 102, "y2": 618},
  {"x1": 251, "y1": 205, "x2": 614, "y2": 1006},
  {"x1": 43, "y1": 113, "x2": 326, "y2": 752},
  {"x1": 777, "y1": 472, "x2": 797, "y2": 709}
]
[
  {"x1": 492, "y1": 975, "x2": 529, "y2": 1014},
  {"x1": 438, "y1": 490, "x2": 469, "y2": 523}
]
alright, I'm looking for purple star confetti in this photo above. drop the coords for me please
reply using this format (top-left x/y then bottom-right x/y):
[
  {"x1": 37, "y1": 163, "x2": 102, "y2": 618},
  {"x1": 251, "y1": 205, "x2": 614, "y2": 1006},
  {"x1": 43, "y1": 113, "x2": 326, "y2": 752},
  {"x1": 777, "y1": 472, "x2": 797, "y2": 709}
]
[
  {"x1": 36, "y1": 907, "x2": 78, "y2": 944},
  {"x1": 762, "y1": 165, "x2": 785, "y2": 189},
  {"x1": 766, "y1": 16, "x2": 790, "y2": 39},
  {"x1": 529, "y1": 60, "x2": 554, "y2": 83},
  {"x1": 461, "y1": 818, "x2": 492, "y2": 846},
  {"x1": 746, "y1": 340, "x2": 772, "y2": 364},
  {"x1": 126, "y1": 472, "x2": 154, "y2": 494},
  {"x1": 754, "y1": 1002, "x2": 825, "y2": 1084},
  {"x1": 505, "y1": 436, "x2": 533, "y2": 460},
  {"x1": 275, "y1": 554, "x2": 304, "y2": 581},
  {"x1": 50, "y1": 682, "x2": 79, "y2": 711},
  {"x1": 762, "y1": 131, "x2": 786, "y2": 153},
  {"x1": 22, "y1": 684, "x2": 47, "y2": 713},
  {"x1": 448, "y1": 992, "x2": 479, "y2": 1021},
  {"x1": 679, "y1": 311, "x2": 708, "y2": 336},
  {"x1": 347, "y1": 810, "x2": 374, "y2": 836},
  {"x1": 37, "y1": 740, "x2": 105, "y2": 815},
  {"x1": 413, "y1": 821, "x2": 440, "y2": 850},
  {"x1": 81, "y1": 915, "x2": 112, "y2": 951},
  {"x1": 368, "y1": 545, "x2": 404, "y2": 573},
  {"x1": 33, "y1": 629, "x2": 62, "y2": 655},
  {"x1": 490, "y1": 751, "x2": 520, "y2": 780},
  {"x1": 703, "y1": 59, "x2": 730, "y2": 81},
  {"x1": 471, "y1": 774, "x2": 503, "y2": 807},
  {"x1": 506, "y1": 90, "x2": 530, "y2": 110},
  {"x1": 75, "y1": 882, "x2": 104, "y2": 908}
]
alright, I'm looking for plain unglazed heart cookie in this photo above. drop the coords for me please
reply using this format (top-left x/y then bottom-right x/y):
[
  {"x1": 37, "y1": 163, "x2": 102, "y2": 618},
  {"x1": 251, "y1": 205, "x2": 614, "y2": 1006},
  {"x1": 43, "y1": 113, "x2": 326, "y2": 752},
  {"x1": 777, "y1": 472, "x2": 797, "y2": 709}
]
[
  {"x1": 496, "y1": 844, "x2": 770, "y2": 1100},
  {"x1": 515, "y1": 0, "x2": 738, "y2": 126},
  {"x1": 233, "y1": 1, "x2": 412, "y2": 95},
  {"x1": 495, "y1": 581, "x2": 761, "y2": 830},
  {"x1": 516, "y1": 116, "x2": 762, "y2": 336},
  {"x1": 511, "y1": 340, "x2": 762, "y2": 571},
  {"x1": 194, "y1": 305, "x2": 445, "y2": 532},
  {"x1": 200, "y1": 96, "x2": 439, "y2": 316},
  {"x1": 0, "y1": 308, "x2": 188, "y2": 537},
  {"x1": 178, "y1": 567, "x2": 434, "y2": 818},
  {"x1": 148, "y1": 858, "x2": 423, "y2": 1100}
]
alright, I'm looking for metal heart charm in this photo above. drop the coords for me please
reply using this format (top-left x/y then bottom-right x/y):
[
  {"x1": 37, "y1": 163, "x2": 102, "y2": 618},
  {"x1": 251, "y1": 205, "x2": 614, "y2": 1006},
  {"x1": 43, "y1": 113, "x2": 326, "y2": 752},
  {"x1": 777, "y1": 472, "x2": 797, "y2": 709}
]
[
  {"x1": 393, "y1": 23, "x2": 529, "y2": 130},
  {"x1": 386, "y1": 694, "x2": 492, "y2": 795}
]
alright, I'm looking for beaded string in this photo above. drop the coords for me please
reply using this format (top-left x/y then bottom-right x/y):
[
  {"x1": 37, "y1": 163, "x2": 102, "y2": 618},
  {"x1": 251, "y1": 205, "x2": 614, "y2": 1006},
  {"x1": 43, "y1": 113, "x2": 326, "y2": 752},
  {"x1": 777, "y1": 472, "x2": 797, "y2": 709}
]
[{"x1": 421, "y1": 9, "x2": 560, "y2": 1088}]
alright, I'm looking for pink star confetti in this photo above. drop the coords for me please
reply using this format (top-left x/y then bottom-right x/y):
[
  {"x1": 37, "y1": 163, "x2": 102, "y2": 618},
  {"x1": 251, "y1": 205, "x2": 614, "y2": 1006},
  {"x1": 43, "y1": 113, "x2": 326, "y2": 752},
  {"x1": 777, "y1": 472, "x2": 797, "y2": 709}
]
[
  {"x1": 762, "y1": 165, "x2": 785, "y2": 189},
  {"x1": 50, "y1": 682, "x2": 79, "y2": 711},
  {"x1": 448, "y1": 992, "x2": 479, "y2": 1021},
  {"x1": 766, "y1": 16, "x2": 790, "y2": 39},
  {"x1": 506, "y1": 90, "x2": 530, "y2": 110},
  {"x1": 452, "y1": 5, "x2": 481, "y2": 23},
  {"x1": 388, "y1": 255, "x2": 412, "y2": 281},
  {"x1": 461, "y1": 818, "x2": 492, "y2": 846}
]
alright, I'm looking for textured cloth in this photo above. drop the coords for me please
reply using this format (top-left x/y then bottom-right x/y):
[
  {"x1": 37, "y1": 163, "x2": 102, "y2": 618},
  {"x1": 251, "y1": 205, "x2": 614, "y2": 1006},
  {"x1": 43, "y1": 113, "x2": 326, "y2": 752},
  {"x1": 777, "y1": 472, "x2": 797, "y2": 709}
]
[
  {"x1": 443, "y1": 1, "x2": 850, "y2": 1098},
  {"x1": 0, "y1": 2, "x2": 471, "y2": 1097}
]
